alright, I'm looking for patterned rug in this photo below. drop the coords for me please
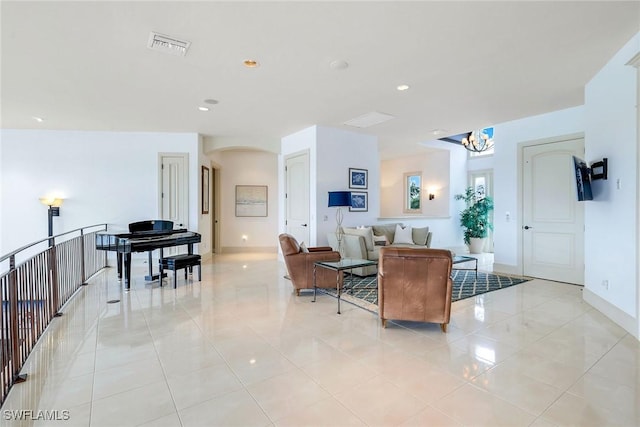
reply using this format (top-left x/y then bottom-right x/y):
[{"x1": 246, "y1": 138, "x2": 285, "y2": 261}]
[{"x1": 319, "y1": 270, "x2": 530, "y2": 313}]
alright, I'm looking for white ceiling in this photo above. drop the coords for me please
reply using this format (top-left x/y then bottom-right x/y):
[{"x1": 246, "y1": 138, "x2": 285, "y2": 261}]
[{"x1": 2, "y1": 1, "x2": 639, "y2": 159}]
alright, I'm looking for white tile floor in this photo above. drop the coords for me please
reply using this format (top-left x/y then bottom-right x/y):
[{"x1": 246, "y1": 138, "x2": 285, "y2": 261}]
[{"x1": 1, "y1": 253, "x2": 639, "y2": 426}]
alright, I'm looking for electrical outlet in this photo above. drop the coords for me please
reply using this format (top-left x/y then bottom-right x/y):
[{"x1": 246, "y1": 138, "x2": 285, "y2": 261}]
[{"x1": 602, "y1": 280, "x2": 609, "y2": 290}]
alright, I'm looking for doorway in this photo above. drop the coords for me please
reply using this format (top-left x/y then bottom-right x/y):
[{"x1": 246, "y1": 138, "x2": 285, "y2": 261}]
[
  {"x1": 469, "y1": 170, "x2": 494, "y2": 253},
  {"x1": 522, "y1": 138, "x2": 585, "y2": 284},
  {"x1": 158, "y1": 153, "x2": 189, "y2": 256},
  {"x1": 285, "y1": 151, "x2": 310, "y2": 245},
  {"x1": 211, "y1": 165, "x2": 221, "y2": 254}
]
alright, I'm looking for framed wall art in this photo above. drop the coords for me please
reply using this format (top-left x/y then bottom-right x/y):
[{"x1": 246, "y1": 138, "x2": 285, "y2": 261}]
[
  {"x1": 201, "y1": 166, "x2": 210, "y2": 214},
  {"x1": 349, "y1": 168, "x2": 368, "y2": 189},
  {"x1": 235, "y1": 185, "x2": 268, "y2": 217},
  {"x1": 349, "y1": 191, "x2": 368, "y2": 212}
]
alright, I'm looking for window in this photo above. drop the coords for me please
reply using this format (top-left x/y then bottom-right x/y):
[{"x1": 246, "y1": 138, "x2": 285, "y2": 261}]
[{"x1": 404, "y1": 172, "x2": 422, "y2": 213}]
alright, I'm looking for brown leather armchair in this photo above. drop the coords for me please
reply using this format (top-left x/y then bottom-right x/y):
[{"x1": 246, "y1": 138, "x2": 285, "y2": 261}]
[
  {"x1": 279, "y1": 233, "x2": 342, "y2": 295},
  {"x1": 378, "y1": 247, "x2": 453, "y2": 332}
]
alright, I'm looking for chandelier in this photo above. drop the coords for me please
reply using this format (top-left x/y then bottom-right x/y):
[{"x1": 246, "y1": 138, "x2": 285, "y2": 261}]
[{"x1": 461, "y1": 128, "x2": 494, "y2": 153}]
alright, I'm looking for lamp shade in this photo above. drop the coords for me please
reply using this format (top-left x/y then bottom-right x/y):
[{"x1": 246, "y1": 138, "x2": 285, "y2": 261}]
[
  {"x1": 39, "y1": 197, "x2": 64, "y2": 207},
  {"x1": 328, "y1": 191, "x2": 352, "y2": 207}
]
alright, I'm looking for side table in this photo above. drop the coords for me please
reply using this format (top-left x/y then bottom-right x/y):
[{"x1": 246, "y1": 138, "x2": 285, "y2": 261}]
[{"x1": 313, "y1": 258, "x2": 378, "y2": 314}]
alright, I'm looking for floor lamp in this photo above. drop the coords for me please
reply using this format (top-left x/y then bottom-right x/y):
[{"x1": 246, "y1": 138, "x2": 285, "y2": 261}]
[{"x1": 328, "y1": 191, "x2": 352, "y2": 258}]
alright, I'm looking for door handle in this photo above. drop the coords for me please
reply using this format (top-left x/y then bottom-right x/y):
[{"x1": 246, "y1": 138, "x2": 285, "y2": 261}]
[
  {"x1": 524, "y1": 225, "x2": 532, "y2": 230},
  {"x1": 301, "y1": 224, "x2": 308, "y2": 227}
]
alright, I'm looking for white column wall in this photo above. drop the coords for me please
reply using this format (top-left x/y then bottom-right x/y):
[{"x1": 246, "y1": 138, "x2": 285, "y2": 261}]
[
  {"x1": 584, "y1": 32, "x2": 639, "y2": 335},
  {"x1": 315, "y1": 126, "x2": 379, "y2": 246}
]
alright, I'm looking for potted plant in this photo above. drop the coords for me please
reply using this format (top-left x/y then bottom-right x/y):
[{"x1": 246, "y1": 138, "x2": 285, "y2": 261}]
[{"x1": 454, "y1": 187, "x2": 494, "y2": 253}]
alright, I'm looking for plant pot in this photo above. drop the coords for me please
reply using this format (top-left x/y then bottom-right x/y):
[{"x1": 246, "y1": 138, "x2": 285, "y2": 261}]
[{"x1": 468, "y1": 237, "x2": 485, "y2": 254}]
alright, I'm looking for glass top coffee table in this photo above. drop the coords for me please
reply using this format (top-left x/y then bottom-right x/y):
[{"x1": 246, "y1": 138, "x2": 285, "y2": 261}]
[
  {"x1": 452, "y1": 255, "x2": 478, "y2": 280},
  {"x1": 312, "y1": 258, "x2": 378, "y2": 314}
]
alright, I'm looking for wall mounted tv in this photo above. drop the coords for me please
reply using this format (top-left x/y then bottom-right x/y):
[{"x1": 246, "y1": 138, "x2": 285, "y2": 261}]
[{"x1": 573, "y1": 156, "x2": 593, "y2": 201}]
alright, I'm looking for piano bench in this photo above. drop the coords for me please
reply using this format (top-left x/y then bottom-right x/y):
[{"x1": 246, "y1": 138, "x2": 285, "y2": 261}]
[{"x1": 159, "y1": 254, "x2": 202, "y2": 288}]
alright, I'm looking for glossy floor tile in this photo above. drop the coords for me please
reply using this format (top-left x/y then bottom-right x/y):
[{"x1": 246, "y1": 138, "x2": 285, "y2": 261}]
[{"x1": 1, "y1": 252, "x2": 639, "y2": 426}]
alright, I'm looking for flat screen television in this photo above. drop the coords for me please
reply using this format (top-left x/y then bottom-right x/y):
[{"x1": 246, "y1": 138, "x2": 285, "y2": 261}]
[{"x1": 573, "y1": 156, "x2": 593, "y2": 201}]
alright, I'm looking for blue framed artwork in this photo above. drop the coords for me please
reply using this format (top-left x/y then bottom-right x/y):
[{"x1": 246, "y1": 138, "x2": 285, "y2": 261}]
[
  {"x1": 349, "y1": 168, "x2": 368, "y2": 189},
  {"x1": 349, "y1": 191, "x2": 368, "y2": 212}
]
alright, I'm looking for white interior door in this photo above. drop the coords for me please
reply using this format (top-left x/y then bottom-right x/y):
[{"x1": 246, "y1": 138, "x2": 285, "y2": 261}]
[
  {"x1": 522, "y1": 139, "x2": 584, "y2": 284},
  {"x1": 159, "y1": 153, "x2": 189, "y2": 254},
  {"x1": 285, "y1": 151, "x2": 310, "y2": 245}
]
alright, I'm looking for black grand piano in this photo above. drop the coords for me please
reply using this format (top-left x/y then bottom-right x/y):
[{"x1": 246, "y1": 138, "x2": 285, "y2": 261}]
[{"x1": 96, "y1": 220, "x2": 201, "y2": 290}]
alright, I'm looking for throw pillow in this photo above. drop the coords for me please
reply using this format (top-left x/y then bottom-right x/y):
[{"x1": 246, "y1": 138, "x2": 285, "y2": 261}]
[
  {"x1": 299, "y1": 242, "x2": 309, "y2": 253},
  {"x1": 343, "y1": 226, "x2": 374, "y2": 251},
  {"x1": 372, "y1": 223, "x2": 400, "y2": 244},
  {"x1": 373, "y1": 234, "x2": 388, "y2": 246},
  {"x1": 412, "y1": 227, "x2": 429, "y2": 246},
  {"x1": 394, "y1": 224, "x2": 413, "y2": 244}
]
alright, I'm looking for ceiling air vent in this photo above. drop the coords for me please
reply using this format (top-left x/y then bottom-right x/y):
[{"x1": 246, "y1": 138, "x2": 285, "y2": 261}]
[
  {"x1": 343, "y1": 111, "x2": 395, "y2": 128},
  {"x1": 147, "y1": 32, "x2": 191, "y2": 57}
]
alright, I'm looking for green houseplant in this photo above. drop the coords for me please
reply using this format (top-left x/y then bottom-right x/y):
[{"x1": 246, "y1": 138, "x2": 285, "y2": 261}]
[{"x1": 454, "y1": 187, "x2": 494, "y2": 253}]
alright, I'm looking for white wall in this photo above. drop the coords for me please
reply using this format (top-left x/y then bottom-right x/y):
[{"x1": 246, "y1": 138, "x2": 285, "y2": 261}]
[
  {"x1": 0, "y1": 130, "x2": 201, "y2": 257},
  {"x1": 218, "y1": 149, "x2": 279, "y2": 252},
  {"x1": 380, "y1": 150, "x2": 450, "y2": 219},
  {"x1": 316, "y1": 126, "x2": 379, "y2": 245},
  {"x1": 584, "y1": 33, "x2": 639, "y2": 328}
]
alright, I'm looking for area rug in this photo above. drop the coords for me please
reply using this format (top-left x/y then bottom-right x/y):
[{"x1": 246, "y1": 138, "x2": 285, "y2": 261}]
[{"x1": 319, "y1": 271, "x2": 530, "y2": 313}]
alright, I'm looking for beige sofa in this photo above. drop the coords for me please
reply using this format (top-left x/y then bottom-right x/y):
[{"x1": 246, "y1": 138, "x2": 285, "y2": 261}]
[{"x1": 327, "y1": 223, "x2": 432, "y2": 276}]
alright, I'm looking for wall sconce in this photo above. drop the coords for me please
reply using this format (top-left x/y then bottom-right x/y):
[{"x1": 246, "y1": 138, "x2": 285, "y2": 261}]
[
  {"x1": 39, "y1": 197, "x2": 64, "y2": 240},
  {"x1": 429, "y1": 193, "x2": 435, "y2": 200}
]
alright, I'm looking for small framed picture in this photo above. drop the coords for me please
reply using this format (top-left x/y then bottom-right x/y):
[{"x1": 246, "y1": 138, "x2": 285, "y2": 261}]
[
  {"x1": 349, "y1": 168, "x2": 368, "y2": 189},
  {"x1": 349, "y1": 192, "x2": 368, "y2": 212}
]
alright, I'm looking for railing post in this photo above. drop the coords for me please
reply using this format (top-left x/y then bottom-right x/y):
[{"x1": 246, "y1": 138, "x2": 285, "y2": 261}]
[
  {"x1": 8, "y1": 256, "x2": 26, "y2": 383},
  {"x1": 80, "y1": 229, "x2": 86, "y2": 284},
  {"x1": 48, "y1": 241, "x2": 62, "y2": 317}
]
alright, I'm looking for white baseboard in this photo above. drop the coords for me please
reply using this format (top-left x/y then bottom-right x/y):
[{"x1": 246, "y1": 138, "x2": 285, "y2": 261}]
[
  {"x1": 220, "y1": 246, "x2": 277, "y2": 254},
  {"x1": 492, "y1": 263, "x2": 522, "y2": 276},
  {"x1": 583, "y1": 288, "x2": 639, "y2": 339}
]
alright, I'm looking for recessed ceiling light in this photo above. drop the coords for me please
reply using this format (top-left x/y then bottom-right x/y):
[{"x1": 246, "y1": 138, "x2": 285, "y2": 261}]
[
  {"x1": 204, "y1": 99, "x2": 219, "y2": 105},
  {"x1": 432, "y1": 129, "x2": 447, "y2": 135},
  {"x1": 243, "y1": 59, "x2": 259, "y2": 68},
  {"x1": 397, "y1": 84, "x2": 410, "y2": 91},
  {"x1": 33, "y1": 116, "x2": 44, "y2": 122},
  {"x1": 198, "y1": 106, "x2": 210, "y2": 112},
  {"x1": 330, "y1": 59, "x2": 349, "y2": 70}
]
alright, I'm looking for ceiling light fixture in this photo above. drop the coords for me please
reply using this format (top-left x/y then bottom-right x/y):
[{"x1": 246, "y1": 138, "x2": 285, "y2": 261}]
[
  {"x1": 397, "y1": 84, "x2": 410, "y2": 91},
  {"x1": 461, "y1": 127, "x2": 494, "y2": 153},
  {"x1": 33, "y1": 116, "x2": 44, "y2": 123},
  {"x1": 243, "y1": 59, "x2": 259, "y2": 68},
  {"x1": 432, "y1": 129, "x2": 447, "y2": 136},
  {"x1": 204, "y1": 99, "x2": 219, "y2": 105},
  {"x1": 198, "y1": 106, "x2": 210, "y2": 112}
]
